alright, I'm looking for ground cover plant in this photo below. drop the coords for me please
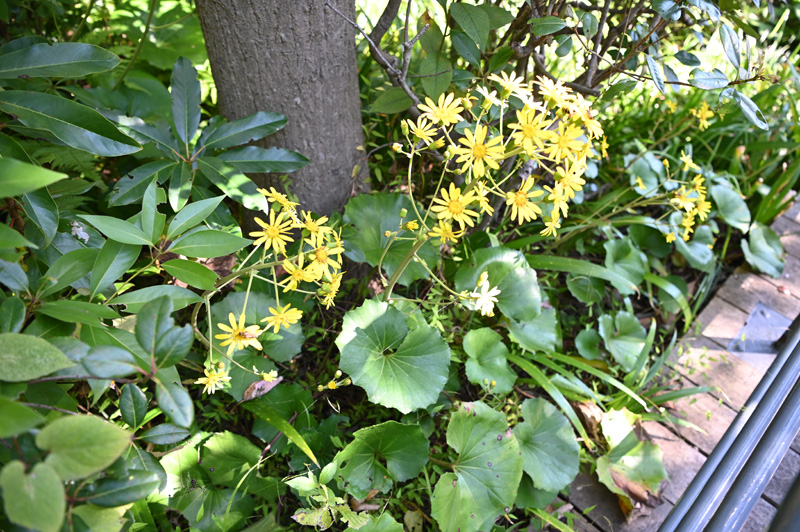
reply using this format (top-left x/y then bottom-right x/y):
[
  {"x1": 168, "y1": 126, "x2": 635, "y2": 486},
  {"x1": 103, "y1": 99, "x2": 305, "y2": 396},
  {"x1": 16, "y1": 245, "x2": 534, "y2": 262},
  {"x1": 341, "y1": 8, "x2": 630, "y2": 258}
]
[{"x1": 0, "y1": 0, "x2": 798, "y2": 531}]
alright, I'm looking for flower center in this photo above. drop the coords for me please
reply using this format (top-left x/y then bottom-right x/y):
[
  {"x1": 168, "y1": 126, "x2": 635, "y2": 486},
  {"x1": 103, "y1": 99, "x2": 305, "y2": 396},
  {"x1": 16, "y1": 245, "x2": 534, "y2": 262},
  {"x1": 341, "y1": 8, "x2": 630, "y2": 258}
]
[
  {"x1": 448, "y1": 200, "x2": 465, "y2": 215},
  {"x1": 513, "y1": 191, "x2": 528, "y2": 207},
  {"x1": 522, "y1": 125, "x2": 536, "y2": 138},
  {"x1": 315, "y1": 247, "x2": 329, "y2": 264},
  {"x1": 266, "y1": 226, "x2": 281, "y2": 238},
  {"x1": 472, "y1": 143, "x2": 487, "y2": 159}
]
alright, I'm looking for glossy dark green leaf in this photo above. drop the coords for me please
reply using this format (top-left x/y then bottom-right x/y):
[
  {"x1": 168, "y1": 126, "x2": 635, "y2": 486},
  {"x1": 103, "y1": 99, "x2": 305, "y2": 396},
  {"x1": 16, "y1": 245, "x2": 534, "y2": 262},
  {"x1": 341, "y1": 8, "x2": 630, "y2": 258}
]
[
  {"x1": 155, "y1": 379, "x2": 193, "y2": 428},
  {"x1": 0, "y1": 223, "x2": 36, "y2": 250},
  {"x1": 0, "y1": 296, "x2": 26, "y2": 333},
  {"x1": 575, "y1": 328, "x2": 604, "y2": 360},
  {"x1": 688, "y1": 0, "x2": 720, "y2": 20},
  {"x1": 451, "y1": 3, "x2": 490, "y2": 49},
  {"x1": 674, "y1": 224, "x2": 716, "y2": 273},
  {"x1": 134, "y1": 297, "x2": 194, "y2": 367},
  {"x1": 0, "y1": 91, "x2": 141, "y2": 156},
  {"x1": 120, "y1": 384, "x2": 148, "y2": 429},
  {"x1": 217, "y1": 145, "x2": 310, "y2": 173},
  {"x1": 1, "y1": 332, "x2": 74, "y2": 381},
  {"x1": 369, "y1": 87, "x2": 413, "y2": 114},
  {"x1": 78, "y1": 214, "x2": 152, "y2": 246},
  {"x1": 167, "y1": 161, "x2": 193, "y2": 211},
  {"x1": 0, "y1": 43, "x2": 119, "y2": 79},
  {"x1": 202, "y1": 111, "x2": 287, "y2": 150},
  {"x1": 333, "y1": 421, "x2": 429, "y2": 499},
  {"x1": 161, "y1": 259, "x2": 217, "y2": 290},
  {"x1": 463, "y1": 328, "x2": 516, "y2": 395},
  {"x1": 451, "y1": 31, "x2": 481, "y2": 68},
  {"x1": 0, "y1": 259, "x2": 28, "y2": 292},
  {"x1": 689, "y1": 68, "x2": 728, "y2": 90},
  {"x1": 170, "y1": 56, "x2": 201, "y2": 145},
  {"x1": 420, "y1": 53, "x2": 452, "y2": 100},
  {"x1": 242, "y1": 398, "x2": 318, "y2": 465},
  {"x1": 168, "y1": 228, "x2": 251, "y2": 258},
  {"x1": 529, "y1": 16, "x2": 566, "y2": 36},
  {"x1": 139, "y1": 423, "x2": 191, "y2": 445},
  {"x1": 196, "y1": 156, "x2": 270, "y2": 212},
  {"x1": 22, "y1": 187, "x2": 58, "y2": 247},
  {"x1": 141, "y1": 180, "x2": 165, "y2": 244},
  {"x1": 37, "y1": 300, "x2": 119, "y2": 325},
  {"x1": 123, "y1": 446, "x2": 167, "y2": 491},
  {"x1": 508, "y1": 307, "x2": 559, "y2": 353},
  {"x1": 603, "y1": 239, "x2": 647, "y2": 295},
  {"x1": 83, "y1": 345, "x2": 140, "y2": 378},
  {"x1": 0, "y1": 461, "x2": 64, "y2": 532},
  {"x1": 165, "y1": 195, "x2": 224, "y2": 240},
  {"x1": 675, "y1": 50, "x2": 701, "y2": 67},
  {"x1": 0, "y1": 130, "x2": 35, "y2": 164},
  {"x1": 38, "y1": 247, "x2": 98, "y2": 298},
  {"x1": 581, "y1": 12, "x2": 598, "y2": 37},
  {"x1": 566, "y1": 274, "x2": 605, "y2": 305},
  {"x1": 89, "y1": 240, "x2": 140, "y2": 299},
  {"x1": 80, "y1": 470, "x2": 160, "y2": 507},
  {"x1": 201, "y1": 431, "x2": 284, "y2": 498},
  {"x1": 0, "y1": 158, "x2": 67, "y2": 199}
]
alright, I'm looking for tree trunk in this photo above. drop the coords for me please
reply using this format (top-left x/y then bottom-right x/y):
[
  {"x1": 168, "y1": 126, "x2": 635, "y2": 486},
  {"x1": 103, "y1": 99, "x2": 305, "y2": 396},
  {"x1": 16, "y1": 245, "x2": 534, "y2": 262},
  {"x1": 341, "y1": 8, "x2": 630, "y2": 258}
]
[{"x1": 195, "y1": 0, "x2": 368, "y2": 217}]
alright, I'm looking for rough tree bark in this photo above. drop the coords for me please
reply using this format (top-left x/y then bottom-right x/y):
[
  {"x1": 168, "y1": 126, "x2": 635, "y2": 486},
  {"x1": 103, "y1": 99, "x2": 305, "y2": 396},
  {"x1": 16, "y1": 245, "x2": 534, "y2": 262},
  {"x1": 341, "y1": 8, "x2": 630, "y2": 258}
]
[{"x1": 195, "y1": 0, "x2": 368, "y2": 217}]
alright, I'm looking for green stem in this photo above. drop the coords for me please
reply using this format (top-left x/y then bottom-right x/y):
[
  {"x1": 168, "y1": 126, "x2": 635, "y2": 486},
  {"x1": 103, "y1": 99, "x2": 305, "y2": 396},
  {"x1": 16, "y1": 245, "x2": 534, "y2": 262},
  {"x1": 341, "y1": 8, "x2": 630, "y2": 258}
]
[
  {"x1": 428, "y1": 456, "x2": 456, "y2": 470},
  {"x1": 70, "y1": 0, "x2": 98, "y2": 42},
  {"x1": 113, "y1": 0, "x2": 158, "y2": 90},
  {"x1": 383, "y1": 238, "x2": 428, "y2": 302}
]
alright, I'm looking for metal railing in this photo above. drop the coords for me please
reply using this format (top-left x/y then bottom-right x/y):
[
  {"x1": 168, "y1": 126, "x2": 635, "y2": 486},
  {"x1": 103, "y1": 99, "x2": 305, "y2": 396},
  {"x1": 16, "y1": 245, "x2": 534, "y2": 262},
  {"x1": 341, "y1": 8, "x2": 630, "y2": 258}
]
[{"x1": 657, "y1": 320, "x2": 800, "y2": 532}]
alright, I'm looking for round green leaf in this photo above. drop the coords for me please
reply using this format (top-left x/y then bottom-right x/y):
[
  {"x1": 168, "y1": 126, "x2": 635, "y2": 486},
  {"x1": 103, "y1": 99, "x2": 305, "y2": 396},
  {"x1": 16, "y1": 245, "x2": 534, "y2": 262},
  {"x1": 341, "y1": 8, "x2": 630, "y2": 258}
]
[
  {"x1": 674, "y1": 223, "x2": 716, "y2": 273},
  {"x1": 342, "y1": 193, "x2": 438, "y2": 287},
  {"x1": 336, "y1": 300, "x2": 450, "y2": 414},
  {"x1": 742, "y1": 222, "x2": 784, "y2": 278},
  {"x1": 463, "y1": 328, "x2": 516, "y2": 395},
  {"x1": 0, "y1": 395, "x2": 44, "y2": 437},
  {"x1": 598, "y1": 312, "x2": 646, "y2": 371},
  {"x1": 454, "y1": 246, "x2": 541, "y2": 322},
  {"x1": 431, "y1": 402, "x2": 523, "y2": 532},
  {"x1": 333, "y1": 421, "x2": 429, "y2": 499},
  {"x1": 0, "y1": 333, "x2": 74, "y2": 382},
  {"x1": 36, "y1": 415, "x2": 131, "y2": 481},
  {"x1": 575, "y1": 328, "x2": 603, "y2": 360},
  {"x1": 0, "y1": 461, "x2": 65, "y2": 532},
  {"x1": 710, "y1": 184, "x2": 751, "y2": 233},
  {"x1": 603, "y1": 238, "x2": 647, "y2": 295},
  {"x1": 119, "y1": 383, "x2": 148, "y2": 429},
  {"x1": 508, "y1": 308, "x2": 559, "y2": 353},
  {"x1": 515, "y1": 398, "x2": 579, "y2": 492},
  {"x1": 566, "y1": 274, "x2": 605, "y2": 305}
]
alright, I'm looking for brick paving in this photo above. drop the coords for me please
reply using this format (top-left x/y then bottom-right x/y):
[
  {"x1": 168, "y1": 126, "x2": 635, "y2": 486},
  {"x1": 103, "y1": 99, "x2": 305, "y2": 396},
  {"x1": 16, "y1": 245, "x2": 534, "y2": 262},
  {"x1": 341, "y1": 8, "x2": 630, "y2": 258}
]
[{"x1": 562, "y1": 206, "x2": 800, "y2": 531}]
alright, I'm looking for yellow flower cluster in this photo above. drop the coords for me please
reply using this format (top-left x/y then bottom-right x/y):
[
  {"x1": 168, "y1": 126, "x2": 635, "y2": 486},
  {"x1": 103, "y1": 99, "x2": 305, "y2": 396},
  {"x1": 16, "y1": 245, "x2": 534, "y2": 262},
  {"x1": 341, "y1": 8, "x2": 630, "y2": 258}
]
[
  {"x1": 405, "y1": 75, "x2": 603, "y2": 240},
  {"x1": 690, "y1": 101, "x2": 714, "y2": 131},
  {"x1": 249, "y1": 187, "x2": 345, "y2": 307},
  {"x1": 665, "y1": 152, "x2": 713, "y2": 242}
]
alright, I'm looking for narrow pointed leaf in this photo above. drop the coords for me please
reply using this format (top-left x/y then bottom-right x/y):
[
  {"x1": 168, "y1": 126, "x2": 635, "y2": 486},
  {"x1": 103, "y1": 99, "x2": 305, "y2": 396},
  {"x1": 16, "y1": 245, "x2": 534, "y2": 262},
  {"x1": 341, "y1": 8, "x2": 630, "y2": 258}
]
[
  {"x1": 0, "y1": 43, "x2": 119, "y2": 78},
  {"x1": 170, "y1": 57, "x2": 201, "y2": 145}
]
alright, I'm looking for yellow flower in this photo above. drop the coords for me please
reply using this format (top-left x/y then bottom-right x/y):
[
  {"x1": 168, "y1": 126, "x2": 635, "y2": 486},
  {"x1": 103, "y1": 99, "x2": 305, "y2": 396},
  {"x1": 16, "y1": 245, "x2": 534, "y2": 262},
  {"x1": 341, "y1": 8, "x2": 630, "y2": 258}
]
[
  {"x1": 508, "y1": 108, "x2": 555, "y2": 156},
  {"x1": 452, "y1": 124, "x2": 505, "y2": 178},
  {"x1": 671, "y1": 186, "x2": 697, "y2": 212},
  {"x1": 281, "y1": 254, "x2": 314, "y2": 292},
  {"x1": 665, "y1": 232, "x2": 676, "y2": 243},
  {"x1": 417, "y1": 93, "x2": 464, "y2": 126},
  {"x1": 691, "y1": 101, "x2": 714, "y2": 131},
  {"x1": 261, "y1": 369, "x2": 279, "y2": 382},
  {"x1": 540, "y1": 215, "x2": 561, "y2": 237},
  {"x1": 261, "y1": 304, "x2": 303, "y2": 334},
  {"x1": 404, "y1": 116, "x2": 437, "y2": 145},
  {"x1": 544, "y1": 184, "x2": 569, "y2": 219},
  {"x1": 635, "y1": 176, "x2": 646, "y2": 190},
  {"x1": 680, "y1": 150, "x2": 700, "y2": 172},
  {"x1": 545, "y1": 122, "x2": 585, "y2": 163},
  {"x1": 428, "y1": 220, "x2": 463, "y2": 245},
  {"x1": 327, "y1": 380, "x2": 338, "y2": 390},
  {"x1": 215, "y1": 312, "x2": 263, "y2": 356},
  {"x1": 404, "y1": 220, "x2": 419, "y2": 231},
  {"x1": 692, "y1": 175, "x2": 707, "y2": 195},
  {"x1": 665, "y1": 100, "x2": 678, "y2": 113},
  {"x1": 475, "y1": 180, "x2": 495, "y2": 216},
  {"x1": 681, "y1": 212, "x2": 696, "y2": 240},
  {"x1": 534, "y1": 75, "x2": 572, "y2": 107},
  {"x1": 505, "y1": 177, "x2": 544, "y2": 225},
  {"x1": 258, "y1": 187, "x2": 299, "y2": 212},
  {"x1": 566, "y1": 93, "x2": 603, "y2": 139},
  {"x1": 296, "y1": 210, "x2": 332, "y2": 248},
  {"x1": 307, "y1": 241, "x2": 344, "y2": 281},
  {"x1": 475, "y1": 85, "x2": 503, "y2": 110},
  {"x1": 430, "y1": 182, "x2": 479, "y2": 229},
  {"x1": 488, "y1": 71, "x2": 528, "y2": 99},
  {"x1": 556, "y1": 161, "x2": 587, "y2": 200},
  {"x1": 250, "y1": 210, "x2": 294, "y2": 255},
  {"x1": 319, "y1": 271, "x2": 343, "y2": 309},
  {"x1": 195, "y1": 367, "x2": 231, "y2": 395},
  {"x1": 694, "y1": 199, "x2": 712, "y2": 221}
]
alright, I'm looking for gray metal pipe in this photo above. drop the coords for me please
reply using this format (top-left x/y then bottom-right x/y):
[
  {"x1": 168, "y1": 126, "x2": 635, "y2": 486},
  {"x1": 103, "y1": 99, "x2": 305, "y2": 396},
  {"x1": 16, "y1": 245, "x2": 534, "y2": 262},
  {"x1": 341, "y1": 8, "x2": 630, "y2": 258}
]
[
  {"x1": 658, "y1": 323, "x2": 800, "y2": 532},
  {"x1": 705, "y1": 381, "x2": 800, "y2": 531}
]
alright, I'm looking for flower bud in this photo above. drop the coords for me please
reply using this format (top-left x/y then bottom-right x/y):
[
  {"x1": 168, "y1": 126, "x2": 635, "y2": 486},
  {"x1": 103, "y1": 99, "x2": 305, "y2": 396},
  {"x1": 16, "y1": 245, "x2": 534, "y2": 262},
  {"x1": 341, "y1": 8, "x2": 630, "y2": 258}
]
[
  {"x1": 391, "y1": 142, "x2": 403, "y2": 153},
  {"x1": 401, "y1": 120, "x2": 410, "y2": 136},
  {"x1": 384, "y1": 230, "x2": 392, "y2": 238},
  {"x1": 399, "y1": 208, "x2": 408, "y2": 218},
  {"x1": 335, "y1": 369, "x2": 342, "y2": 378}
]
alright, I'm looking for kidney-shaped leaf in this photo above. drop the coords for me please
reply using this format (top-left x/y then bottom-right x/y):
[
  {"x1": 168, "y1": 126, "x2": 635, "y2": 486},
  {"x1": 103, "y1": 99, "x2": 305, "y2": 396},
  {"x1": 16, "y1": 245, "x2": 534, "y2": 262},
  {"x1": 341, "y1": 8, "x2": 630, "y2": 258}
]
[
  {"x1": 454, "y1": 246, "x2": 541, "y2": 322},
  {"x1": 333, "y1": 421, "x2": 429, "y2": 499},
  {"x1": 603, "y1": 239, "x2": 647, "y2": 295},
  {"x1": 743, "y1": 222, "x2": 784, "y2": 278},
  {"x1": 710, "y1": 184, "x2": 750, "y2": 233},
  {"x1": 598, "y1": 312, "x2": 646, "y2": 372},
  {"x1": 431, "y1": 402, "x2": 523, "y2": 532},
  {"x1": 515, "y1": 398, "x2": 578, "y2": 492},
  {"x1": 463, "y1": 328, "x2": 516, "y2": 395},
  {"x1": 336, "y1": 300, "x2": 450, "y2": 414}
]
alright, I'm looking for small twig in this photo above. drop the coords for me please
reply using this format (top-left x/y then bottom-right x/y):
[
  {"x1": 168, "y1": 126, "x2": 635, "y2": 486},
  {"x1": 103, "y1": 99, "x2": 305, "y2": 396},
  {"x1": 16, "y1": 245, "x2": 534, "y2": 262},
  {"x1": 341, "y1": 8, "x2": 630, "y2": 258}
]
[
  {"x1": 532, "y1": 54, "x2": 600, "y2": 96},
  {"x1": 113, "y1": 0, "x2": 158, "y2": 90},
  {"x1": 325, "y1": 0, "x2": 399, "y2": 76},
  {"x1": 28, "y1": 375, "x2": 139, "y2": 384},
  {"x1": 585, "y1": 0, "x2": 612, "y2": 86}
]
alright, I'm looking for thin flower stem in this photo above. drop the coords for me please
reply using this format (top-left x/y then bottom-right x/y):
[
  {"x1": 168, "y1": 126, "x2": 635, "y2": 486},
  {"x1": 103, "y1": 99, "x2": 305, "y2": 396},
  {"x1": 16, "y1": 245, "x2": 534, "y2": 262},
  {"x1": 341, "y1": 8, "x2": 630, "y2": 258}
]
[{"x1": 383, "y1": 238, "x2": 428, "y2": 302}]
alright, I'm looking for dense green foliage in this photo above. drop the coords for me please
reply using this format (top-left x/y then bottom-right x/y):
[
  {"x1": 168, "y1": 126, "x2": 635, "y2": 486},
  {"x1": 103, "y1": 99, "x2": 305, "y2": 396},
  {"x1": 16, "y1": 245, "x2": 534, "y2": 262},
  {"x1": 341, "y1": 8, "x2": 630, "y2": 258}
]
[{"x1": 1, "y1": 1, "x2": 799, "y2": 531}]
